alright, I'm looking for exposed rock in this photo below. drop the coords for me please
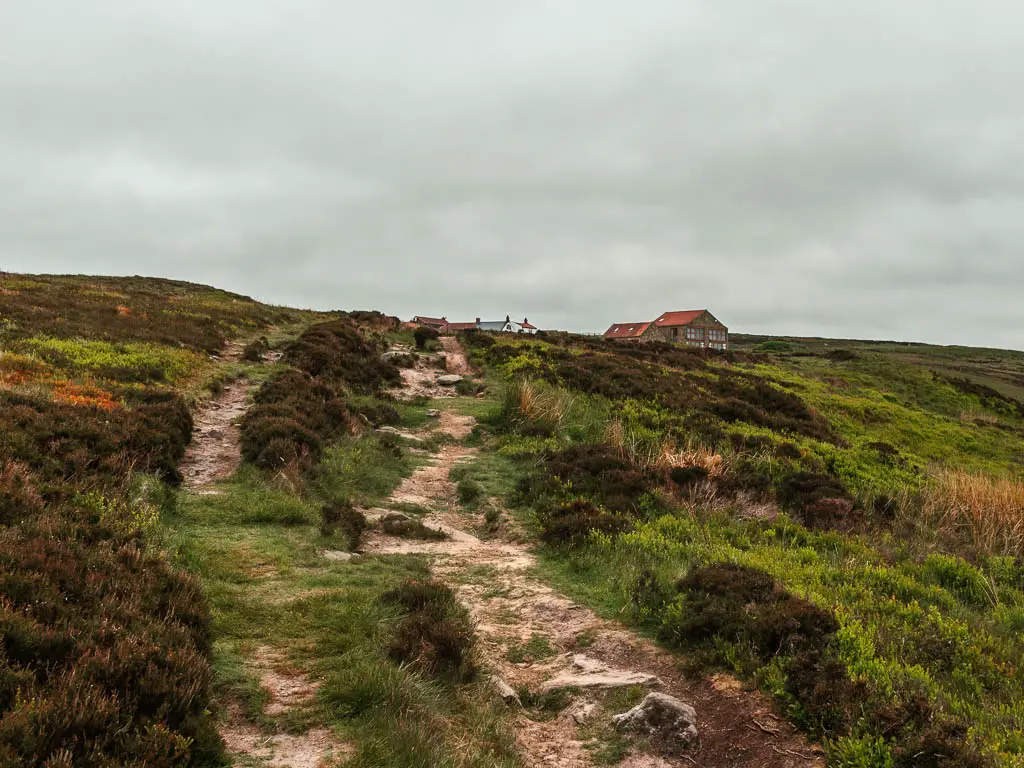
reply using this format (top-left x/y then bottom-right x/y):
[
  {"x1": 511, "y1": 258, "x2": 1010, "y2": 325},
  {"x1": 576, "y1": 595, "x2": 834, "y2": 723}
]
[
  {"x1": 571, "y1": 654, "x2": 608, "y2": 674},
  {"x1": 382, "y1": 350, "x2": 412, "y2": 360},
  {"x1": 375, "y1": 426, "x2": 424, "y2": 442},
  {"x1": 566, "y1": 700, "x2": 599, "y2": 725},
  {"x1": 361, "y1": 508, "x2": 404, "y2": 522},
  {"x1": 426, "y1": 409, "x2": 441, "y2": 417},
  {"x1": 322, "y1": 550, "x2": 355, "y2": 562},
  {"x1": 437, "y1": 374, "x2": 463, "y2": 386},
  {"x1": 541, "y1": 662, "x2": 661, "y2": 692},
  {"x1": 491, "y1": 675, "x2": 522, "y2": 707},
  {"x1": 612, "y1": 693, "x2": 698, "y2": 750}
]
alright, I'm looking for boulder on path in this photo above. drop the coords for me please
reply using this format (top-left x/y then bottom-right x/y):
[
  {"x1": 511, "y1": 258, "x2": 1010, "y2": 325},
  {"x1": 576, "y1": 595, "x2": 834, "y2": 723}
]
[
  {"x1": 426, "y1": 409, "x2": 441, "y2": 417},
  {"x1": 437, "y1": 374, "x2": 463, "y2": 386},
  {"x1": 491, "y1": 675, "x2": 522, "y2": 708},
  {"x1": 612, "y1": 692, "x2": 698, "y2": 750},
  {"x1": 540, "y1": 653, "x2": 661, "y2": 692}
]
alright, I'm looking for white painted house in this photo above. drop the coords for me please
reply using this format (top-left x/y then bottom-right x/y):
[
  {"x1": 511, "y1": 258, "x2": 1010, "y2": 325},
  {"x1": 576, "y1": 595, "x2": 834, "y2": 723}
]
[{"x1": 469, "y1": 315, "x2": 538, "y2": 335}]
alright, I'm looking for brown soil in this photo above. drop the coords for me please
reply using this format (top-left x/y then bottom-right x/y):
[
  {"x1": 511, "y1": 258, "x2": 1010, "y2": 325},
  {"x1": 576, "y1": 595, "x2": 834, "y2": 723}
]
[
  {"x1": 252, "y1": 646, "x2": 320, "y2": 717},
  {"x1": 181, "y1": 341, "x2": 250, "y2": 493},
  {"x1": 441, "y1": 335, "x2": 473, "y2": 375},
  {"x1": 364, "y1": 337, "x2": 825, "y2": 768},
  {"x1": 217, "y1": 645, "x2": 348, "y2": 767},
  {"x1": 182, "y1": 340, "x2": 349, "y2": 766},
  {"x1": 220, "y1": 717, "x2": 346, "y2": 768},
  {"x1": 389, "y1": 336, "x2": 476, "y2": 399}
]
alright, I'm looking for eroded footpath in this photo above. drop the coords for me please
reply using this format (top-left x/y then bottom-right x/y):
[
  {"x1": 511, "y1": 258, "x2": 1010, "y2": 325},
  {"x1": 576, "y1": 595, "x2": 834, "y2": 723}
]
[
  {"x1": 179, "y1": 333, "x2": 825, "y2": 767},
  {"x1": 364, "y1": 339, "x2": 824, "y2": 768}
]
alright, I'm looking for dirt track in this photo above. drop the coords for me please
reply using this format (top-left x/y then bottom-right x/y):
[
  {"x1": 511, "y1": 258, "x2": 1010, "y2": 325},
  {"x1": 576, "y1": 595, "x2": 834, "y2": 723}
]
[
  {"x1": 185, "y1": 335, "x2": 824, "y2": 767},
  {"x1": 363, "y1": 337, "x2": 825, "y2": 768}
]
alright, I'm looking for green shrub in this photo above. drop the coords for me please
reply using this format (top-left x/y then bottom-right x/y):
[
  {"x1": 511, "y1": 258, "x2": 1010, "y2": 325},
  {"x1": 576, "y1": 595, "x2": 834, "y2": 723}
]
[
  {"x1": 827, "y1": 734, "x2": 894, "y2": 768},
  {"x1": 921, "y1": 554, "x2": 993, "y2": 608},
  {"x1": 241, "y1": 336, "x2": 269, "y2": 362},
  {"x1": 380, "y1": 514, "x2": 447, "y2": 541},
  {"x1": 413, "y1": 326, "x2": 440, "y2": 350},
  {"x1": 321, "y1": 501, "x2": 367, "y2": 550},
  {"x1": 379, "y1": 580, "x2": 475, "y2": 682},
  {"x1": 457, "y1": 478, "x2": 484, "y2": 505},
  {"x1": 539, "y1": 500, "x2": 633, "y2": 547}
]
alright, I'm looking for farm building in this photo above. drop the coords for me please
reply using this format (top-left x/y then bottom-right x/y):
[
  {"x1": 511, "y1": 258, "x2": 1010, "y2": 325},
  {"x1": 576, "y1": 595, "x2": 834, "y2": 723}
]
[
  {"x1": 473, "y1": 315, "x2": 538, "y2": 335},
  {"x1": 412, "y1": 315, "x2": 538, "y2": 335},
  {"x1": 411, "y1": 315, "x2": 449, "y2": 332},
  {"x1": 604, "y1": 309, "x2": 728, "y2": 350}
]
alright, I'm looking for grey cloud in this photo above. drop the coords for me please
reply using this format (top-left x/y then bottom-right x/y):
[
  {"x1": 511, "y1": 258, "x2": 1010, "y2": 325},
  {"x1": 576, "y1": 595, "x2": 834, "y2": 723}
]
[{"x1": 2, "y1": 2, "x2": 1023, "y2": 347}]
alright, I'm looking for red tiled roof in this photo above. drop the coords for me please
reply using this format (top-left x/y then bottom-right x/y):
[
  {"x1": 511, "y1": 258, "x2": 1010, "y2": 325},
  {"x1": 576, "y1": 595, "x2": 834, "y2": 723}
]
[
  {"x1": 604, "y1": 322, "x2": 651, "y2": 339},
  {"x1": 653, "y1": 310, "x2": 705, "y2": 327},
  {"x1": 447, "y1": 322, "x2": 477, "y2": 331},
  {"x1": 521, "y1": 321, "x2": 537, "y2": 329},
  {"x1": 413, "y1": 315, "x2": 446, "y2": 326}
]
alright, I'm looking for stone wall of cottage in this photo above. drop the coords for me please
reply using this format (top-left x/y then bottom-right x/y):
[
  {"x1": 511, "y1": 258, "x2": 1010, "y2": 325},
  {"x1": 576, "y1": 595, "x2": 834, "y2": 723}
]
[{"x1": 639, "y1": 312, "x2": 729, "y2": 349}]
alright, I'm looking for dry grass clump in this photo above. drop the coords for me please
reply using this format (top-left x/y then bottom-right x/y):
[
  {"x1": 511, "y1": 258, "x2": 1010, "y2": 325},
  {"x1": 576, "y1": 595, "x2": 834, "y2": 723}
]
[
  {"x1": 652, "y1": 442, "x2": 726, "y2": 479},
  {"x1": 922, "y1": 470, "x2": 1024, "y2": 557},
  {"x1": 499, "y1": 379, "x2": 570, "y2": 436}
]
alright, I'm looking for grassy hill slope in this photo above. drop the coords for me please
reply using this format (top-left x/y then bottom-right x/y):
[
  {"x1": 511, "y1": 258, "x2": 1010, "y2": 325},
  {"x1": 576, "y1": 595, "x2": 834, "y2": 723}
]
[
  {"x1": 0, "y1": 273, "x2": 319, "y2": 766},
  {"x1": 464, "y1": 329, "x2": 1024, "y2": 767},
  {"x1": 5, "y1": 271, "x2": 1024, "y2": 767}
]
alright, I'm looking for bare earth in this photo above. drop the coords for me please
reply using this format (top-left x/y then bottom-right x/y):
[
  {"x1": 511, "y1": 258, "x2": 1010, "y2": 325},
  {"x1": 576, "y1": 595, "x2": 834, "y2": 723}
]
[
  {"x1": 180, "y1": 342, "x2": 249, "y2": 494},
  {"x1": 440, "y1": 335, "x2": 472, "y2": 375},
  {"x1": 362, "y1": 337, "x2": 826, "y2": 768},
  {"x1": 180, "y1": 342, "x2": 348, "y2": 766},
  {"x1": 187, "y1": 335, "x2": 824, "y2": 767}
]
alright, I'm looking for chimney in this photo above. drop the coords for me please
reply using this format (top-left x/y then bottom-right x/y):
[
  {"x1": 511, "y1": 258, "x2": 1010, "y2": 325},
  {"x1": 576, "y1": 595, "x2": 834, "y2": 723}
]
[
  {"x1": 523, "y1": 317, "x2": 528, "y2": 324},
  {"x1": 475, "y1": 317, "x2": 480, "y2": 324},
  {"x1": 505, "y1": 314, "x2": 510, "y2": 322}
]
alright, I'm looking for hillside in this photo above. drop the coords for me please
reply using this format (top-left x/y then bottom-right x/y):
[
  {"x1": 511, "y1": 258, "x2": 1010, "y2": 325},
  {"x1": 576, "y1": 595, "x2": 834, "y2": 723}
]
[{"x1": 2, "y1": 274, "x2": 1023, "y2": 768}]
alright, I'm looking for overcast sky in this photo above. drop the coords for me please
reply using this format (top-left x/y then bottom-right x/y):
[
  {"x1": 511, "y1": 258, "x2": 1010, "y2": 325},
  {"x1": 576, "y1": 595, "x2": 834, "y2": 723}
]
[{"x1": 2, "y1": 2, "x2": 1023, "y2": 346}]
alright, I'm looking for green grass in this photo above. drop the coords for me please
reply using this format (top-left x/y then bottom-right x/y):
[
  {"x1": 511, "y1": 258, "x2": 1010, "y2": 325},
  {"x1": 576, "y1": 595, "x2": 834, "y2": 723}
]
[
  {"x1": 314, "y1": 434, "x2": 421, "y2": 508},
  {"x1": 167, "y1": 452, "x2": 522, "y2": 767},
  {"x1": 16, "y1": 335, "x2": 206, "y2": 383},
  {"x1": 462, "y1": 329, "x2": 1024, "y2": 766},
  {"x1": 505, "y1": 634, "x2": 556, "y2": 664},
  {"x1": 529, "y1": 510, "x2": 1024, "y2": 766}
]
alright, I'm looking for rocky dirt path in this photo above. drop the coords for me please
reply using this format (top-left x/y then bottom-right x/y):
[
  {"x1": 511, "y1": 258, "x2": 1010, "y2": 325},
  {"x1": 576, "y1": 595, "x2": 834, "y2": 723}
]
[
  {"x1": 364, "y1": 338, "x2": 824, "y2": 768},
  {"x1": 440, "y1": 335, "x2": 472, "y2": 375},
  {"x1": 180, "y1": 381, "x2": 250, "y2": 493},
  {"x1": 180, "y1": 341, "x2": 347, "y2": 767},
  {"x1": 219, "y1": 648, "x2": 349, "y2": 768}
]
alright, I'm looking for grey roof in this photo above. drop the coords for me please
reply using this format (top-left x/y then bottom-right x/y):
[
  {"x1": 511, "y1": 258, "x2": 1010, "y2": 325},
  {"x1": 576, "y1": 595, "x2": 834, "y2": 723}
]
[{"x1": 476, "y1": 321, "x2": 509, "y2": 331}]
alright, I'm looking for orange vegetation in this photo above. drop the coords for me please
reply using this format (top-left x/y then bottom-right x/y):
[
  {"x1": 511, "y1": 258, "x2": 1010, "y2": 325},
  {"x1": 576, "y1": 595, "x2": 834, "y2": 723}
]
[{"x1": 51, "y1": 381, "x2": 121, "y2": 411}]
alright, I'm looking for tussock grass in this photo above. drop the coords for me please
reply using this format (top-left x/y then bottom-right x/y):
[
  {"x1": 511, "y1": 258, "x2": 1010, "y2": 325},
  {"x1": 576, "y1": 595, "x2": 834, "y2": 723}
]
[{"x1": 922, "y1": 470, "x2": 1024, "y2": 557}]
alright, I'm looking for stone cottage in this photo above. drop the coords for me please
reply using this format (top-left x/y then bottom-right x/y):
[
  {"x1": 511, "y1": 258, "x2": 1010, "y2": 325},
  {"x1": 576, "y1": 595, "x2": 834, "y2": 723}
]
[{"x1": 603, "y1": 309, "x2": 728, "y2": 350}]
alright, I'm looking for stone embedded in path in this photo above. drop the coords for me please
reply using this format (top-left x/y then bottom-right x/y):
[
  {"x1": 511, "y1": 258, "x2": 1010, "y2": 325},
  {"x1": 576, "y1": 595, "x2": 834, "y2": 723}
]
[
  {"x1": 437, "y1": 374, "x2": 463, "y2": 386},
  {"x1": 491, "y1": 675, "x2": 522, "y2": 707},
  {"x1": 612, "y1": 692, "x2": 698, "y2": 750},
  {"x1": 540, "y1": 654, "x2": 662, "y2": 692},
  {"x1": 322, "y1": 550, "x2": 355, "y2": 562},
  {"x1": 567, "y1": 700, "x2": 599, "y2": 725},
  {"x1": 571, "y1": 654, "x2": 607, "y2": 674},
  {"x1": 375, "y1": 426, "x2": 424, "y2": 442},
  {"x1": 426, "y1": 409, "x2": 441, "y2": 417}
]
